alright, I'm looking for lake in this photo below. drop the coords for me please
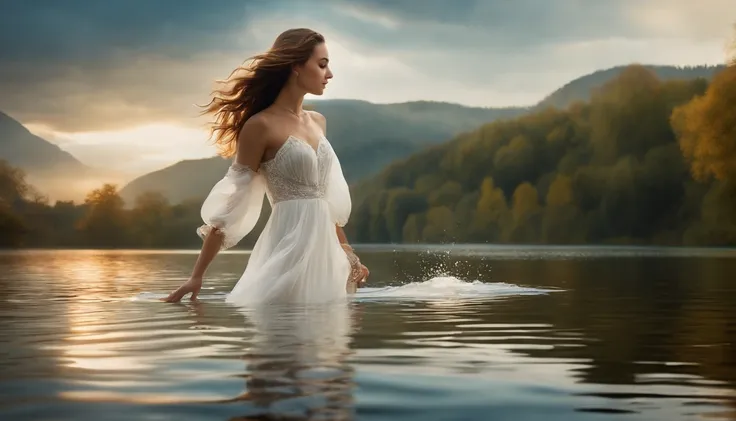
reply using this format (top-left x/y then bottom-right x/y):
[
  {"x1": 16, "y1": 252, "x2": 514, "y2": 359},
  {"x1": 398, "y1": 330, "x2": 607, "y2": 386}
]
[{"x1": 0, "y1": 245, "x2": 735, "y2": 420}]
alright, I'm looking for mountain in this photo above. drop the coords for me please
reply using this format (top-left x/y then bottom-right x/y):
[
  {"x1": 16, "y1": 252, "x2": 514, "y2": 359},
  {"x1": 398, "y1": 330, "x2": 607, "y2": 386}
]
[
  {"x1": 537, "y1": 64, "x2": 726, "y2": 110},
  {"x1": 0, "y1": 111, "x2": 87, "y2": 175},
  {"x1": 120, "y1": 156, "x2": 232, "y2": 205},
  {"x1": 119, "y1": 100, "x2": 527, "y2": 204},
  {"x1": 0, "y1": 111, "x2": 137, "y2": 202},
  {"x1": 0, "y1": 111, "x2": 99, "y2": 201}
]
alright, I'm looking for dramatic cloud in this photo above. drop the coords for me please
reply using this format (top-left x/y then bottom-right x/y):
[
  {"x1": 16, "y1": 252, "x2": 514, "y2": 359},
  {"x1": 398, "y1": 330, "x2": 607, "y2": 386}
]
[
  {"x1": 322, "y1": 0, "x2": 734, "y2": 91},
  {"x1": 0, "y1": 0, "x2": 273, "y2": 131},
  {"x1": 335, "y1": 0, "x2": 734, "y2": 43},
  {"x1": 0, "y1": 0, "x2": 733, "y2": 174}
]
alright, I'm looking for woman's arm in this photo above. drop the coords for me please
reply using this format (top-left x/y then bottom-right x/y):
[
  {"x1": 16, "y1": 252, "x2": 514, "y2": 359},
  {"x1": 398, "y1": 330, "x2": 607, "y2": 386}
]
[
  {"x1": 163, "y1": 117, "x2": 268, "y2": 302},
  {"x1": 163, "y1": 229, "x2": 222, "y2": 302},
  {"x1": 336, "y1": 224, "x2": 350, "y2": 246},
  {"x1": 336, "y1": 224, "x2": 369, "y2": 286},
  {"x1": 191, "y1": 229, "x2": 225, "y2": 278}
]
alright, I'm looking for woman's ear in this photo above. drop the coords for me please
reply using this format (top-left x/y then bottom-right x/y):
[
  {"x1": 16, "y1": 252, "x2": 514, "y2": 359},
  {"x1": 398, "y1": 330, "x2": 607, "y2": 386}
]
[{"x1": 291, "y1": 63, "x2": 301, "y2": 78}]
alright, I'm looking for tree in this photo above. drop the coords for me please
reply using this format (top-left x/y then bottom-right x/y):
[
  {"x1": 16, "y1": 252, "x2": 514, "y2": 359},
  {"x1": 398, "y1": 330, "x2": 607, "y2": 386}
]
[
  {"x1": 422, "y1": 206, "x2": 455, "y2": 243},
  {"x1": 77, "y1": 184, "x2": 130, "y2": 247},
  {"x1": 472, "y1": 177, "x2": 509, "y2": 241},
  {"x1": 0, "y1": 202, "x2": 26, "y2": 247},
  {"x1": 0, "y1": 159, "x2": 29, "y2": 204},
  {"x1": 130, "y1": 191, "x2": 172, "y2": 247},
  {"x1": 508, "y1": 182, "x2": 541, "y2": 242},
  {"x1": 402, "y1": 213, "x2": 425, "y2": 243},
  {"x1": 511, "y1": 182, "x2": 540, "y2": 224},
  {"x1": 546, "y1": 174, "x2": 573, "y2": 207},
  {"x1": 0, "y1": 160, "x2": 29, "y2": 246},
  {"x1": 542, "y1": 174, "x2": 581, "y2": 244},
  {"x1": 428, "y1": 180, "x2": 463, "y2": 208},
  {"x1": 588, "y1": 65, "x2": 672, "y2": 163},
  {"x1": 671, "y1": 66, "x2": 736, "y2": 183},
  {"x1": 385, "y1": 187, "x2": 428, "y2": 243}
]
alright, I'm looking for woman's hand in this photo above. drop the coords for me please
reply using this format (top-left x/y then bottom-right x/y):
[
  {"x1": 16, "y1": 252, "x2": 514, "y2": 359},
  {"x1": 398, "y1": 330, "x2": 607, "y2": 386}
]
[
  {"x1": 359, "y1": 263, "x2": 369, "y2": 286},
  {"x1": 162, "y1": 276, "x2": 203, "y2": 302}
]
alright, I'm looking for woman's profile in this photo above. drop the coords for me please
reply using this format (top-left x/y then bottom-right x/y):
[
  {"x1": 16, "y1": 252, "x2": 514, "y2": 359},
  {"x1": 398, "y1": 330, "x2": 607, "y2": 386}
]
[{"x1": 164, "y1": 28, "x2": 369, "y2": 305}]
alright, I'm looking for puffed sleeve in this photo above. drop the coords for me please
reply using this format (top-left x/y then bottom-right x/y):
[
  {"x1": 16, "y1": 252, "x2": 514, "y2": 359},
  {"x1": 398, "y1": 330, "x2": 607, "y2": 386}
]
[
  {"x1": 196, "y1": 162, "x2": 266, "y2": 250},
  {"x1": 324, "y1": 143, "x2": 352, "y2": 227}
]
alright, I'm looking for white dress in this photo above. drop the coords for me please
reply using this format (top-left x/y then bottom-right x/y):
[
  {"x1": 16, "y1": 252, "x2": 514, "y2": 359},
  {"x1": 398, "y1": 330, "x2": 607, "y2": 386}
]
[{"x1": 195, "y1": 134, "x2": 353, "y2": 305}]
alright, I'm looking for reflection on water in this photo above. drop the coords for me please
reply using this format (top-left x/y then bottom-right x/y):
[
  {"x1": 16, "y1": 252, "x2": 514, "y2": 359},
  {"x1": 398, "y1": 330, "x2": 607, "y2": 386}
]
[
  {"x1": 0, "y1": 247, "x2": 735, "y2": 420},
  {"x1": 229, "y1": 302, "x2": 357, "y2": 419}
]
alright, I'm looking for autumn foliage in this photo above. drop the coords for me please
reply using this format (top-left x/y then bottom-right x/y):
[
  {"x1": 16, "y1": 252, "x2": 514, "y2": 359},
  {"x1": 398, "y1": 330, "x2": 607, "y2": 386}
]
[
  {"x1": 346, "y1": 64, "x2": 736, "y2": 246},
  {"x1": 672, "y1": 66, "x2": 736, "y2": 183}
]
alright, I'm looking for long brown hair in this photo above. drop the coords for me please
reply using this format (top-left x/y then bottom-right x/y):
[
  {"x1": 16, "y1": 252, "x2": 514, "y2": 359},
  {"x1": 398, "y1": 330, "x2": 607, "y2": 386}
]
[{"x1": 201, "y1": 28, "x2": 325, "y2": 157}]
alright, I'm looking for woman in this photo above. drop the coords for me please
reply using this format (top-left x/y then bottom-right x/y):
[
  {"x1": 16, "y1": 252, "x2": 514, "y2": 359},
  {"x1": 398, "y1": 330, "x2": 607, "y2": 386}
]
[{"x1": 164, "y1": 28, "x2": 369, "y2": 305}]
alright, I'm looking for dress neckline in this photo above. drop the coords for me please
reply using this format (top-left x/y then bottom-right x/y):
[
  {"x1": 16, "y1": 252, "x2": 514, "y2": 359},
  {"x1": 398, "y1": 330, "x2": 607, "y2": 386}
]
[
  {"x1": 261, "y1": 134, "x2": 326, "y2": 167},
  {"x1": 288, "y1": 134, "x2": 323, "y2": 155}
]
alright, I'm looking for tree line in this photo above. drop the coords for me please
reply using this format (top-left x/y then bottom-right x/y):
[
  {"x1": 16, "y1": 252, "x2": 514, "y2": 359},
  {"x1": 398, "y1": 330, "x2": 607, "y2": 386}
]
[
  {"x1": 1, "y1": 174, "x2": 209, "y2": 248},
  {"x1": 1, "y1": 64, "x2": 734, "y2": 249}
]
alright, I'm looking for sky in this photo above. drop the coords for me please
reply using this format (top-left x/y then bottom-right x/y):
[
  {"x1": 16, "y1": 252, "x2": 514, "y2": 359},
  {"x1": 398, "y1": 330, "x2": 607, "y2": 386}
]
[{"x1": 1, "y1": 0, "x2": 734, "y2": 176}]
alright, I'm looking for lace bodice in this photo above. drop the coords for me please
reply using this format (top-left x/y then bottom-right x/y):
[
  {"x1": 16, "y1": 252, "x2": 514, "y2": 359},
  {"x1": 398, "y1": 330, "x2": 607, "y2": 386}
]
[
  {"x1": 196, "y1": 134, "x2": 352, "y2": 250},
  {"x1": 260, "y1": 135, "x2": 331, "y2": 204}
]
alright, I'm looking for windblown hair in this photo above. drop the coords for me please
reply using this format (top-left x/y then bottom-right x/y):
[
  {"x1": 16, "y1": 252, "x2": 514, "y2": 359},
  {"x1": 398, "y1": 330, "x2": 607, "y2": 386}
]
[{"x1": 201, "y1": 28, "x2": 325, "y2": 157}]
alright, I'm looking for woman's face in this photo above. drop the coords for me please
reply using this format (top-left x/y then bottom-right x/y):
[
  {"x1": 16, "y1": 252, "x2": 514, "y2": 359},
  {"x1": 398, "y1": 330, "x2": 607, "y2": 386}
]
[{"x1": 295, "y1": 42, "x2": 333, "y2": 96}]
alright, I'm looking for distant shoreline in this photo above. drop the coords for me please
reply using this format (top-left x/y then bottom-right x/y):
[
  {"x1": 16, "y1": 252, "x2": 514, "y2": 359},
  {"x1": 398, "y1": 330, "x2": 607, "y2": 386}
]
[{"x1": 3, "y1": 243, "x2": 735, "y2": 253}]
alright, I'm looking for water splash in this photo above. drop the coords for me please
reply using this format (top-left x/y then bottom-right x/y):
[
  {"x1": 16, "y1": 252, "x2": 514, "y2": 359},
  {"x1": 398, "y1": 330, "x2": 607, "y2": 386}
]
[{"x1": 354, "y1": 275, "x2": 556, "y2": 302}]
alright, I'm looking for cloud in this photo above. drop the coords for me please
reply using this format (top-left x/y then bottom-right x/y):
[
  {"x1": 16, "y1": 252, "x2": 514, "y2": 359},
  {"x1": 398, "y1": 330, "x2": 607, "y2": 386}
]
[
  {"x1": 321, "y1": 0, "x2": 733, "y2": 85},
  {"x1": 27, "y1": 121, "x2": 218, "y2": 177},
  {"x1": 312, "y1": 0, "x2": 734, "y2": 107},
  {"x1": 0, "y1": 0, "x2": 278, "y2": 131},
  {"x1": 0, "y1": 0, "x2": 258, "y2": 62},
  {"x1": 0, "y1": 50, "x2": 244, "y2": 131},
  {"x1": 624, "y1": 0, "x2": 735, "y2": 40},
  {"x1": 331, "y1": 0, "x2": 636, "y2": 47},
  {"x1": 334, "y1": 0, "x2": 734, "y2": 44}
]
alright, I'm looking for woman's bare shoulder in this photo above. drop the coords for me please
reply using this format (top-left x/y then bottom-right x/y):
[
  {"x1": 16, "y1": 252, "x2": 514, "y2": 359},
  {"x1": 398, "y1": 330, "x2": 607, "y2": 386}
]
[
  {"x1": 306, "y1": 110, "x2": 327, "y2": 133},
  {"x1": 235, "y1": 112, "x2": 281, "y2": 167},
  {"x1": 239, "y1": 110, "x2": 285, "y2": 144},
  {"x1": 238, "y1": 113, "x2": 270, "y2": 144}
]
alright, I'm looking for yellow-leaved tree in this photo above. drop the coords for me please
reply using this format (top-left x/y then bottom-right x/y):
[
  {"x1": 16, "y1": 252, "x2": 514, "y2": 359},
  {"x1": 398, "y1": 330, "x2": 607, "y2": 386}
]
[
  {"x1": 671, "y1": 65, "x2": 736, "y2": 183},
  {"x1": 673, "y1": 24, "x2": 736, "y2": 245}
]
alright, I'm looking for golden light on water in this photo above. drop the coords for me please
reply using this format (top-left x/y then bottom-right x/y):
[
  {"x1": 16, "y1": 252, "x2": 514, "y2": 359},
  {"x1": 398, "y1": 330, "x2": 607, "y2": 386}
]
[{"x1": 34, "y1": 251, "x2": 169, "y2": 372}]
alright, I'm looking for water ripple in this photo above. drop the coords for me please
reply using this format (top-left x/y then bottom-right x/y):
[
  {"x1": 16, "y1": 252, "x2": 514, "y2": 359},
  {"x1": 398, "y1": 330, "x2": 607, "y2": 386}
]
[{"x1": 1, "y1": 248, "x2": 735, "y2": 420}]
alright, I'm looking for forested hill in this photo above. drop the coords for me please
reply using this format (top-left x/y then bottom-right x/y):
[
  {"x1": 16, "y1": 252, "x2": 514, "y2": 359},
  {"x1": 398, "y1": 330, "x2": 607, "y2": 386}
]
[
  {"x1": 345, "y1": 64, "x2": 736, "y2": 247},
  {"x1": 537, "y1": 64, "x2": 726, "y2": 110}
]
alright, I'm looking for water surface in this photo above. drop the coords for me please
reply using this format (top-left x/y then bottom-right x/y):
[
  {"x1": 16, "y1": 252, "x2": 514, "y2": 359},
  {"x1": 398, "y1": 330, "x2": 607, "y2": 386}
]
[{"x1": 1, "y1": 245, "x2": 735, "y2": 420}]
